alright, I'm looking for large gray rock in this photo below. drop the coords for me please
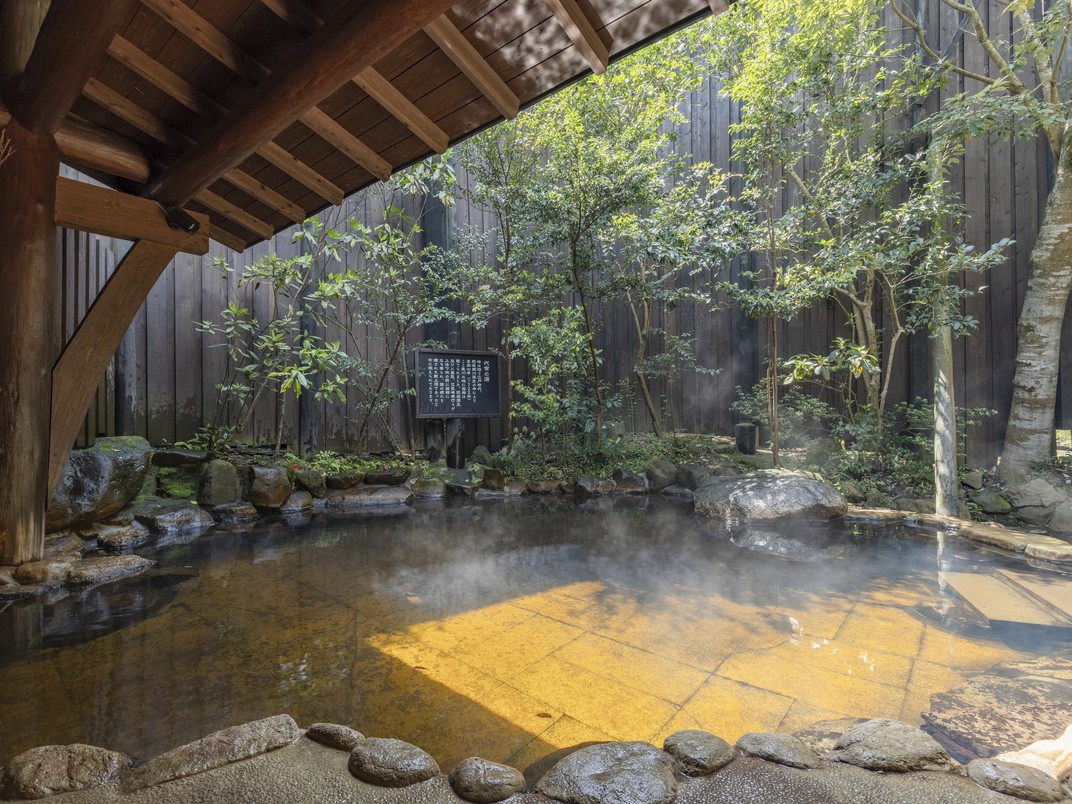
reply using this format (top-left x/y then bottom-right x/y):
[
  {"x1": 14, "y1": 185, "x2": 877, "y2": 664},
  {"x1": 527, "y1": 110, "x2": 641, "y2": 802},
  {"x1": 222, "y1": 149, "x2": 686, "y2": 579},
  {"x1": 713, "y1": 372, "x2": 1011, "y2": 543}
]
[
  {"x1": 304, "y1": 723, "x2": 364, "y2": 752},
  {"x1": 328, "y1": 486, "x2": 413, "y2": 508},
  {"x1": 348, "y1": 738, "x2": 439, "y2": 787},
  {"x1": 1005, "y1": 478, "x2": 1067, "y2": 510},
  {"x1": 134, "y1": 500, "x2": 214, "y2": 534},
  {"x1": 536, "y1": 741, "x2": 677, "y2": 804},
  {"x1": 279, "y1": 490, "x2": 313, "y2": 513},
  {"x1": 970, "y1": 489, "x2": 1014, "y2": 515},
  {"x1": 576, "y1": 476, "x2": 616, "y2": 495},
  {"x1": 644, "y1": 459, "x2": 678, "y2": 492},
  {"x1": 449, "y1": 756, "x2": 525, "y2": 802},
  {"x1": 1047, "y1": 501, "x2": 1072, "y2": 535},
  {"x1": 664, "y1": 730, "x2": 735, "y2": 776},
  {"x1": 613, "y1": 468, "x2": 648, "y2": 493},
  {"x1": 1, "y1": 744, "x2": 129, "y2": 800},
  {"x1": 121, "y1": 714, "x2": 300, "y2": 792},
  {"x1": 46, "y1": 437, "x2": 152, "y2": 531},
  {"x1": 966, "y1": 759, "x2": 1065, "y2": 802},
  {"x1": 694, "y1": 469, "x2": 847, "y2": 522},
  {"x1": 199, "y1": 459, "x2": 239, "y2": 505},
  {"x1": 94, "y1": 523, "x2": 149, "y2": 553},
  {"x1": 481, "y1": 468, "x2": 506, "y2": 491},
  {"x1": 67, "y1": 555, "x2": 154, "y2": 586},
  {"x1": 737, "y1": 733, "x2": 822, "y2": 769},
  {"x1": 296, "y1": 470, "x2": 328, "y2": 497},
  {"x1": 675, "y1": 465, "x2": 711, "y2": 491},
  {"x1": 248, "y1": 466, "x2": 292, "y2": 509},
  {"x1": 412, "y1": 478, "x2": 447, "y2": 499},
  {"x1": 13, "y1": 559, "x2": 72, "y2": 587},
  {"x1": 829, "y1": 719, "x2": 954, "y2": 772}
]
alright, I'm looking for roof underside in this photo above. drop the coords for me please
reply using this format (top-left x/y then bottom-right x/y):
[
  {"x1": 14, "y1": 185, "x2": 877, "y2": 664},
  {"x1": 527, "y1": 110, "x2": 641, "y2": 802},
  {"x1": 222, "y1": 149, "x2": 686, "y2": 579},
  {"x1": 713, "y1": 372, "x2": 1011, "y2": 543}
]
[{"x1": 58, "y1": 0, "x2": 712, "y2": 251}]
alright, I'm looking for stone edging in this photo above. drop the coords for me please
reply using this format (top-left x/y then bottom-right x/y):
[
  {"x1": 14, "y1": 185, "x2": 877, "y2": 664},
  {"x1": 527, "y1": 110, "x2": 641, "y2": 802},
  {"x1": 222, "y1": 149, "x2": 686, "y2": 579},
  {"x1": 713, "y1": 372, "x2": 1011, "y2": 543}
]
[{"x1": 2, "y1": 717, "x2": 1068, "y2": 802}]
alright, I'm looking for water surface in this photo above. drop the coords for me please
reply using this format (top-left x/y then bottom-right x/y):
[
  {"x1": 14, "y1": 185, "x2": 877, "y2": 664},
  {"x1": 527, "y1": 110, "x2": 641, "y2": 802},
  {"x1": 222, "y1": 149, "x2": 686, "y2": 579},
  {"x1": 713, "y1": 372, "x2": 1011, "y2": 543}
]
[{"x1": 0, "y1": 497, "x2": 1060, "y2": 770}]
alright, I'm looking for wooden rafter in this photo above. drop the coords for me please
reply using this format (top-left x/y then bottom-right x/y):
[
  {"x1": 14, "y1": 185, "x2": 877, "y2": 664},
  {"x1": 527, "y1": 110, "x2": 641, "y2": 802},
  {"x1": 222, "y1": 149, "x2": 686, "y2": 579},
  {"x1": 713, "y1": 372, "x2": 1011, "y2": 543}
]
[
  {"x1": 352, "y1": 69, "x2": 448, "y2": 154},
  {"x1": 11, "y1": 0, "x2": 140, "y2": 134},
  {"x1": 544, "y1": 0, "x2": 609, "y2": 74},
  {"x1": 205, "y1": 223, "x2": 248, "y2": 252},
  {"x1": 107, "y1": 34, "x2": 344, "y2": 206},
  {"x1": 194, "y1": 189, "x2": 275, "y2": 240},
  {"x1": 55, "y1": 176, "x2": 209, "y2": 251},
  {"x1": 83, "y1": 78, "x2": 296, "y2": 234},
  {"x1": 424, "y1": 15, "x2": 520, "y2": 120},
  {"x1": 141, "y1": 0, "x2": 400, "y2": 198},
  {"x1": 707, "y1": 0, "x2": 729, "y2": 12},
  {"x1": 258, "y1": 0, "x2": 449, "y2": 154}
]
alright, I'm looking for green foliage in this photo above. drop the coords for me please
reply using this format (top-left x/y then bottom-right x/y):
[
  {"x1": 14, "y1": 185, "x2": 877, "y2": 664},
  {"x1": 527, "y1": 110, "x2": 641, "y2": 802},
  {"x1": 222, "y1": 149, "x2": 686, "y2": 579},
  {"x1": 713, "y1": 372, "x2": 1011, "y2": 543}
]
[
  {"x1": 195, "y1": 247, "x2": 348, "y2": 452},
  {"x1": 458, "y1": 25, "x2": 729, "y2": 445}
]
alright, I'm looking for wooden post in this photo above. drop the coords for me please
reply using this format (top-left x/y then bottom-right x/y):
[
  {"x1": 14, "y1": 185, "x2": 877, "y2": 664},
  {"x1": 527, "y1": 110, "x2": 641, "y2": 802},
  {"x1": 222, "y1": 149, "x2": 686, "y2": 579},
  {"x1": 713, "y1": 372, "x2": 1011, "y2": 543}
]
[
  {"x1": 0, "y1": 122, "x2": 58, "y2": 565},
  {"x1": 0, "y1": 0, "x2": 57, "y2": 565}
]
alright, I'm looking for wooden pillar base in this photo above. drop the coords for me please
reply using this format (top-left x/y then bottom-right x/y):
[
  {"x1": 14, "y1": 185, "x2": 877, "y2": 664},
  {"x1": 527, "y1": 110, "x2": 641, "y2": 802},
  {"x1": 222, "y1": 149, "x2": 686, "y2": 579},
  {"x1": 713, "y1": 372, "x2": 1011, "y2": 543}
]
[{"x1": 0, "y1": 121, "x2": 58, "y2": 565}]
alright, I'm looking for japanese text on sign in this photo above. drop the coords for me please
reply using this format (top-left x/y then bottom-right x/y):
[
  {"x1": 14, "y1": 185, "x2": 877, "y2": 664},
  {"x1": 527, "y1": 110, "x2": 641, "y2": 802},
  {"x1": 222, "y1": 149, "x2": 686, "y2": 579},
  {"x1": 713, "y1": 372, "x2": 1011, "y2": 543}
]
[{"x1": 416, "y1": 349, "x2": 500, "y2": 418}]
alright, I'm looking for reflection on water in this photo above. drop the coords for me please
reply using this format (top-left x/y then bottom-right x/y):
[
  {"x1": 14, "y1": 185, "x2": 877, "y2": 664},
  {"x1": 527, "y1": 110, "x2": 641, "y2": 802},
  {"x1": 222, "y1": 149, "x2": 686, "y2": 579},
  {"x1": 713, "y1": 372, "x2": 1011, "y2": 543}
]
[{"x1": 0, "y1": 497, "x2": 1063, "y2": 769}]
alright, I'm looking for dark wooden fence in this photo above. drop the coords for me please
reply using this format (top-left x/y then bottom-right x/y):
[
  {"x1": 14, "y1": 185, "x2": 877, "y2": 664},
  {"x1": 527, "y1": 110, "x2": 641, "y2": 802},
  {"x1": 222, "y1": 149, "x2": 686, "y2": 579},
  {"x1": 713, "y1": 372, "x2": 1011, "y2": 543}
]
[{"x1": 60, "y1": 7, "x2": 1065, "y2": 468}]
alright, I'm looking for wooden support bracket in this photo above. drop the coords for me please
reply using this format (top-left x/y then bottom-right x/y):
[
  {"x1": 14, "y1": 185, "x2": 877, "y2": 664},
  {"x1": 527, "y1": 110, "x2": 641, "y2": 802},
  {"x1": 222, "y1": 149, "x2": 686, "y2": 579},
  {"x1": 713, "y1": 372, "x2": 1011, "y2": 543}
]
[
  {"x1": 49, "y1": 238, "x2": 188, "y2": 492},
  {"x1": 55, "y1": 176, "x2": 209, "y2": 252}
]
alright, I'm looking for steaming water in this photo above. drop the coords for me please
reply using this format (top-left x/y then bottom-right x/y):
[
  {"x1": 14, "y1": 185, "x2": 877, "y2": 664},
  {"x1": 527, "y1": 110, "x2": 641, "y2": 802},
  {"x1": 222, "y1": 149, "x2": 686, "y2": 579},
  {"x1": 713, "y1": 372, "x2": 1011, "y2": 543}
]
[{"x1": 0, "y1": 496, "x2": 1065, "y2": 769}]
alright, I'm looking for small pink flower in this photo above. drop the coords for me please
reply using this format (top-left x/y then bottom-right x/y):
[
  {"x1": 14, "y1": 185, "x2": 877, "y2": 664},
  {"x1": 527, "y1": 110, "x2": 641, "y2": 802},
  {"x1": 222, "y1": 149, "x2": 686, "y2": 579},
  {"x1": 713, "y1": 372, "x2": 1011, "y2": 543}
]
[
  {"x1": 382, "y1": 464, "x2": 390, "y2": 471},
  {"x1": 293, "y1": 465, "x2": 300, "y2": 471}
]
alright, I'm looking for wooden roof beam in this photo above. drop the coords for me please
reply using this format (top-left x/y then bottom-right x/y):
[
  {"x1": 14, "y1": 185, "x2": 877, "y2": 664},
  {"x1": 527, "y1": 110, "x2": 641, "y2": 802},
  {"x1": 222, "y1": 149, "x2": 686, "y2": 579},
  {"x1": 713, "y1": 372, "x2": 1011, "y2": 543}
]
[
  {"x1": 11, "y1": 0, "x2": 140, "y2": 134},
  {"x1": 0, "y1": 98, "x2": 152, "y2": 183},
  {"x1": 424, "y1": 16, "x2": 520, "y2": 119},
  {"x1": 142, "y1": 0, "x2": 387, "y2": 182},
  {"x1": 144, "y1": 0, "x2": 454, "y2": 206},
  {"x1": 83, "y1": 78, "x2": 292, "y2": 234},
  {"x1": 257, "y1": 0, "x2": 448, "y2": 154},
  {"x1": 544, "y1": 0, "x2": 609, "y2": 75},
  {"x1": 107, "y1": 35, "x2": 344, "y2": 206},
  {"x1": 707, "y1": 0, "x2": 729, "y2": 13}
]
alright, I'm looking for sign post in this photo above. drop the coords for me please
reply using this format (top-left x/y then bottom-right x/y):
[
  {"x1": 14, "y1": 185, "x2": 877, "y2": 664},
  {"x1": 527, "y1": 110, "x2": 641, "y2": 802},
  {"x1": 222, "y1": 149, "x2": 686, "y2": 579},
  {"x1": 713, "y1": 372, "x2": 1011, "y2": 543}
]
[{"x1": 416, "y1": 349, "x2": 502, "y2": 468}]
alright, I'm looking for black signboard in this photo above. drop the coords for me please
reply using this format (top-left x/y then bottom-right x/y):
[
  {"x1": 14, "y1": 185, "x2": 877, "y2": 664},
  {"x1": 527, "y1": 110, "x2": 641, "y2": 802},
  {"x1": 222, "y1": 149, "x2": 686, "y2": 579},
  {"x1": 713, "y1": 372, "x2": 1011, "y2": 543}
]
[{"x1": 416, "y1": 349, "x2": 501, "y2": 419}]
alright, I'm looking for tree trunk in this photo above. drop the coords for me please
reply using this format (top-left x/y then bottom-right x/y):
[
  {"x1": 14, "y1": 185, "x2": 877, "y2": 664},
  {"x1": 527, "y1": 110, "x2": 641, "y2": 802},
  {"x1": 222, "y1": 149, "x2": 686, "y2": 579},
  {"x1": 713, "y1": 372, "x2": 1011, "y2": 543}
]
[
  {"x1": 1000, "y1": 146, "x2": 1072, "y2": 479},
  {"x1": 933, "y1": 320, "x2": 958, "y2": 517}
]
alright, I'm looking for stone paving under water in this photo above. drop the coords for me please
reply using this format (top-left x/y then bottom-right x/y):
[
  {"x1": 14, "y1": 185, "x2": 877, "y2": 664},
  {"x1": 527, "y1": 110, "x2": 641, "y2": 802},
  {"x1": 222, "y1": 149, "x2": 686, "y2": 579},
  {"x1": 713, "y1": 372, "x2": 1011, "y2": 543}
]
[{"x1": 0, "y1": 497, "x2": 1059, "y2": 772}]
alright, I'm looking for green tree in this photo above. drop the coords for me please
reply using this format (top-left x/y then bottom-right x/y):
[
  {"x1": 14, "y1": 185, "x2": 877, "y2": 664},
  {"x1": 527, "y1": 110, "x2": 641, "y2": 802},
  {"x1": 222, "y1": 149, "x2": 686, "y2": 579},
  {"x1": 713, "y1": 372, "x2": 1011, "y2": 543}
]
[
  {"x1": 891, "y1": 0, "x2": 1072, "y2": 478},
  {"x1": 460, "y1": 28, "x2": 717, "y2": 439},
  {"x1": 711, "y1": 0, "x2": 1007, "y2": 475}
]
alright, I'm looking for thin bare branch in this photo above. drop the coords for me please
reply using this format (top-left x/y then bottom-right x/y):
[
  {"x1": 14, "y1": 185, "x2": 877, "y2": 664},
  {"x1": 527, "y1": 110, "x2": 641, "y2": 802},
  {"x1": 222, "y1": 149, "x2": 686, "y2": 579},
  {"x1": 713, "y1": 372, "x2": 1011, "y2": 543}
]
[{"x1": 890, "y1": 0, "x2": 996, "y2": 84}]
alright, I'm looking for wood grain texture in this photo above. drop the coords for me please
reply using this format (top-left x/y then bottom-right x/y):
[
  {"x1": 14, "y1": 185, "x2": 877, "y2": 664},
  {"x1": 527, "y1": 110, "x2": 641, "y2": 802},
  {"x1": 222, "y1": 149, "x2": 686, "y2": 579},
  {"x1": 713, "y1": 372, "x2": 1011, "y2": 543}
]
[
  {"x1": 424, "y1": 15, "x2": 520, "y2": 119},
  {"x1": 0, "y1": 123, "x2": 59, "y2": 564},
  {"x1": 49, "y1": 240, "x2": 181, "y2": 490},
  {"x1": 146, "y1": 0, "x2": 458, "y2": 206}
]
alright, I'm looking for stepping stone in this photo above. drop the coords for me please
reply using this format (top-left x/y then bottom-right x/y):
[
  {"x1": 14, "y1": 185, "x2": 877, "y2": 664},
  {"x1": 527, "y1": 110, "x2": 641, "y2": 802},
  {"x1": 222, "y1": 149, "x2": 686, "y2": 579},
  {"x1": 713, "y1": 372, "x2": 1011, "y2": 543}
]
[
  {"x1": 943, "y1": 572, "x2": 1071, "y2": 629},
  {"x1": 996, "y1": 569, "x2": 1072, "y2": 621}
]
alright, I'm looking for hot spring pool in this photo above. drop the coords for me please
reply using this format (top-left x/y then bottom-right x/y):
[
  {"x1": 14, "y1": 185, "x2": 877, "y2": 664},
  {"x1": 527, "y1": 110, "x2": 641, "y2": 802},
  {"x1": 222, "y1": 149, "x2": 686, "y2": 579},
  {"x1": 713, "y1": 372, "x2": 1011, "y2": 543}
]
[{"x1": 0, "y1": 496, "x2": 1063, "y2": 770}]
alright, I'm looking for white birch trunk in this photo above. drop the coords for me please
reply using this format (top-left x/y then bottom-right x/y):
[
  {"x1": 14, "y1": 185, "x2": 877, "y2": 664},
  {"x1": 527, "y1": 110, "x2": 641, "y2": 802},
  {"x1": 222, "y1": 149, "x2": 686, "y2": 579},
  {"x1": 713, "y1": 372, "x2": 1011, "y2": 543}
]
[{"x1": 1001, "y1": 145, "x2": 1072, "y2": 479}]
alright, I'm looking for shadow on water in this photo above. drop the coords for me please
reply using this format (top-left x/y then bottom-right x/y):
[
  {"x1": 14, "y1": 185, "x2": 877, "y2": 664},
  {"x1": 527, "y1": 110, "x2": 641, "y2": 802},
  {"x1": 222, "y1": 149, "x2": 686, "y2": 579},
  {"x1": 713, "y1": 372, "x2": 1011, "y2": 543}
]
[{"x1": 0, "y1": 496, "x2": 1065, "y2": 766}]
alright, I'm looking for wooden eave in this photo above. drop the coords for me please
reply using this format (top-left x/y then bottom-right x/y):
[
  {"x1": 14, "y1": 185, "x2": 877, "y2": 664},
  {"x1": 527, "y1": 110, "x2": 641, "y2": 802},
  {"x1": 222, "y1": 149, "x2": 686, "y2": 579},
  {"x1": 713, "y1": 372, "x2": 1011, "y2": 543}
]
[{"x1": 37, "y1": 0, "x2": 715, "y2": 250}]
